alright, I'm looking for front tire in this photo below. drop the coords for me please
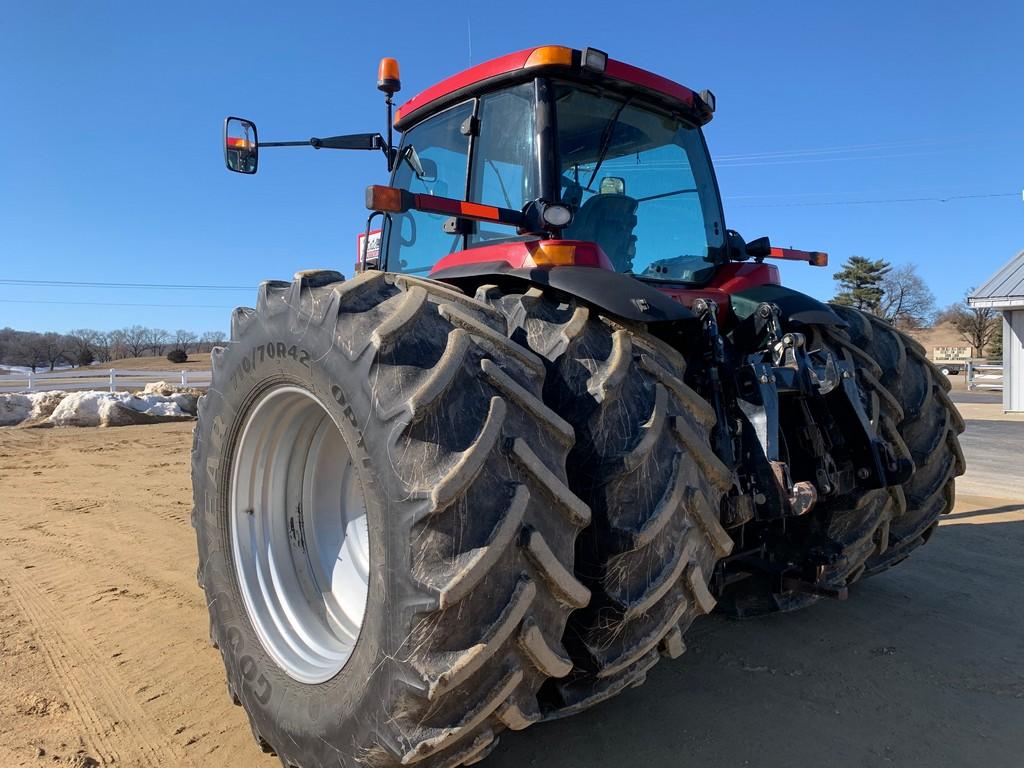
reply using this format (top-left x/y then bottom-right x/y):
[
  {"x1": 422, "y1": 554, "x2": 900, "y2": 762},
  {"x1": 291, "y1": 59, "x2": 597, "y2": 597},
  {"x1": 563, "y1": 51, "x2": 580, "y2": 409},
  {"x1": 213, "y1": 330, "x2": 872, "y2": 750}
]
[{"x1": 191, "y1": 271, "x2": 590, "y2": 767}]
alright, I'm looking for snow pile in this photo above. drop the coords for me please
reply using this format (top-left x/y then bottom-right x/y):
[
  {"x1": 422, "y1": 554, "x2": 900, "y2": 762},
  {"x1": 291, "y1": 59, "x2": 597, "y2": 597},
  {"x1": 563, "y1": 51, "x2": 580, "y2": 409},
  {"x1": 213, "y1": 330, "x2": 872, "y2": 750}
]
[
  {"x1": 0, "y1": 390, "x2": 67, "y2": 427},
  {"x1": 0, "y1": 387, "x2": 201, "y2": 428},
  {"x1": 140, "y1": 381, "x2": 204, "y2": 415},
  {"x1": 0, "y1": 394, "x2": 32, "y2": 426},
  {"x1": 48, "y1": 391, "x2": 194, "y2": 427}
]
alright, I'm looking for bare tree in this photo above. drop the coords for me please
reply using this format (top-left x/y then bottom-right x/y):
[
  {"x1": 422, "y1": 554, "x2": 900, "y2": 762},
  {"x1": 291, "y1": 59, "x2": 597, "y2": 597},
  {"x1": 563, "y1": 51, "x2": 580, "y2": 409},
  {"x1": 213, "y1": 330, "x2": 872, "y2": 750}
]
[
  {"x1": 199, "y1": 330, "x2": 227, "y2": 352},
  {"x1": 876, "y1": 264, "x2": 936, "y2": 329},
  {"x1": 107, "y1": 329, "x2": 128, "y2": 360},
  {"x1": 66, "y1": 329, "x2": 102, "y2": 367},
  {"x1": 0, "y1": 328, "x2": 11, "y2": 366},
  {"x1": 118, "y1": 325, "x2": 150, "y2": 358},
  {"x1": 145, "y1": 328, "x2": 171, "y2": 356},
  {"x1": 91, "y1": 330, "x2": 113, "y2": 362},
  {"x1": 174, "y1": 329, "x2": 198, "y2": 353},
  {"x1": 950, "y1": 288, "x2": 999, "y2": 357},
  {"x1": 21, "y1": 333, "x2": 49, "y2": 372},
  {"x1": 41, "y1": 332, "x2": 68, "y2": 371}
]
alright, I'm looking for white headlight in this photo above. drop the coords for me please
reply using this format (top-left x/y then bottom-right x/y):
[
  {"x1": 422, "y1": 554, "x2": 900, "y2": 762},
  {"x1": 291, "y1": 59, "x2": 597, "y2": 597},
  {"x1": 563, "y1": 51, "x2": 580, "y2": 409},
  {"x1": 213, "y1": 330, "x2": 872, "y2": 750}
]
[
  {"x1": 581, "y1": 47, "x2": 608, "y2": 73},
  {"x1": 542, "y1": 204, "x2": 573, "y2": 227}
]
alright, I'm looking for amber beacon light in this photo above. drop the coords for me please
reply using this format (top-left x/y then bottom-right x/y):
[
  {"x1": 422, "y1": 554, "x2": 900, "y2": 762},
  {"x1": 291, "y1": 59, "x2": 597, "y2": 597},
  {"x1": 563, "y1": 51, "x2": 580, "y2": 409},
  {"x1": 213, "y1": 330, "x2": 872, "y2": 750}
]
[{"x1": 377, "y1": 58, "x2": 401, "y2": 95}]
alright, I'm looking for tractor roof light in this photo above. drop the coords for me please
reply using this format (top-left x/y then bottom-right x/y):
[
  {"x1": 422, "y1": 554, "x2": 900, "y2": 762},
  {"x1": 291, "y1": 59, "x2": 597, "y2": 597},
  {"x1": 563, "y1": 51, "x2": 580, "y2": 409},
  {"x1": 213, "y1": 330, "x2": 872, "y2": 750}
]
[
  {"x1": 809, "y1": 251, "x2": 828, "y2": 267},
  {"x1": 699, "y1": 89, "x2": 716, "y2": 113},
  {"x1": 581, "y1": 47, "x2": 608, "y2": 73},
  {"x1": 377, "y1": 57, "x2": 401, "y2": 95}
]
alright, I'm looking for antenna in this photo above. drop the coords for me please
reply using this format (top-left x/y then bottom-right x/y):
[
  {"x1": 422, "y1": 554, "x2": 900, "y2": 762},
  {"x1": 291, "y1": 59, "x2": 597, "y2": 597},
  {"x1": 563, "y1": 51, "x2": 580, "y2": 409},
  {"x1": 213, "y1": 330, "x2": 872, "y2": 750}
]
[{"x1": 467, "y1": 18, "x2": 473, "y2": 65}]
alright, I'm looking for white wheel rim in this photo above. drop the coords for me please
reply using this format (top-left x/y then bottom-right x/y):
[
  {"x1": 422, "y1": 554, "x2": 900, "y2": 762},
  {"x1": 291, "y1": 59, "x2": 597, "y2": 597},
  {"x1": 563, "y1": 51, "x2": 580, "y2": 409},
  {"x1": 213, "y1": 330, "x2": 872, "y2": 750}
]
[{"x1": 230, "y1": 385, "x2": 370, "y2": 684}]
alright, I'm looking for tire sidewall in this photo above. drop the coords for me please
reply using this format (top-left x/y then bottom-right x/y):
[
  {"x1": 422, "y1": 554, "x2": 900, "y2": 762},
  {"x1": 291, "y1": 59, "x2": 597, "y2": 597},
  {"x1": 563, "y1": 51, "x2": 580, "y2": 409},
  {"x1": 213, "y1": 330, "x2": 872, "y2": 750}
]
[{"x1": 194, "y1": 318, "x2": 403, "y2": 762}]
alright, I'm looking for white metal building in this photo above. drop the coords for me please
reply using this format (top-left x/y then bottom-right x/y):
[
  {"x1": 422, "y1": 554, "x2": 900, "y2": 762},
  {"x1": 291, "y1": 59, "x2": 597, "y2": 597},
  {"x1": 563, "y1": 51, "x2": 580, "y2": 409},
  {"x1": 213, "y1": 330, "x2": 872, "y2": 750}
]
[{"x1": 970, "y1": 250, "x2": 1024, "y2": 412}]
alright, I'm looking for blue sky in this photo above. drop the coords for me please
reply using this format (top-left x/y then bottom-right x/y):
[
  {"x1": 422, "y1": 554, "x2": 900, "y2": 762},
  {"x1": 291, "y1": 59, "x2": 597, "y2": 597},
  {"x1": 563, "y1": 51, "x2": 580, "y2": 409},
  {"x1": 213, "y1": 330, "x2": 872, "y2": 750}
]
[{"x1": 2, "y1": 0, "x2": 1021, "y2": 334}]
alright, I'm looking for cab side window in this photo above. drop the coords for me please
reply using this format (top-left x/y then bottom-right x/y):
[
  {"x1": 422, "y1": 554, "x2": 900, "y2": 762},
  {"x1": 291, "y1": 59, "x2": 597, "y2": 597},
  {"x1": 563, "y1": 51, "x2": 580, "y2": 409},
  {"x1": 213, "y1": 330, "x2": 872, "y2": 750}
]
[{"x1": 385, "y1": 102, "x2": 472, "y2": 274}]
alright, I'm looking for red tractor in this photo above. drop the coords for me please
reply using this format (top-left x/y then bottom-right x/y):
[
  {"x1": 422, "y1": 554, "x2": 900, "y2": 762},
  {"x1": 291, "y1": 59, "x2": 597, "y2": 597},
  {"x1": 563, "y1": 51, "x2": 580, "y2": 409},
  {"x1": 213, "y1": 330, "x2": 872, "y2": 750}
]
[{"x1": 195, "y1": 46, "x2": 964, "y2": 767}]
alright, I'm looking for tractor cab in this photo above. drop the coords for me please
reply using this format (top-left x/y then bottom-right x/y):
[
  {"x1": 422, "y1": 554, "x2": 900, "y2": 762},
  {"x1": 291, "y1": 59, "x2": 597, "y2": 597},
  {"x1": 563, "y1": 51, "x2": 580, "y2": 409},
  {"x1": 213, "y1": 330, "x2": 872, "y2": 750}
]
[
  {"x1": 223, "y1": 45, "x2": 827, "y2": 324},
  {"x1": 380, "y1": 46, "x2": 726, "y2": 285}
]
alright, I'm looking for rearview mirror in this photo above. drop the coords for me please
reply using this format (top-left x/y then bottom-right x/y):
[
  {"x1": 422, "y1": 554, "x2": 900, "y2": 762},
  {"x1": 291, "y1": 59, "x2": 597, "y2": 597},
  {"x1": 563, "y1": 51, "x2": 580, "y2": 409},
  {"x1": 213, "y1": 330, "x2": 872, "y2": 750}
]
[
  {"x1": 599, "y1": 176, "x2": 625, "y2": 195},
  {"x1": 224, "y1": 116, "x2": 258, "y2": 174}
]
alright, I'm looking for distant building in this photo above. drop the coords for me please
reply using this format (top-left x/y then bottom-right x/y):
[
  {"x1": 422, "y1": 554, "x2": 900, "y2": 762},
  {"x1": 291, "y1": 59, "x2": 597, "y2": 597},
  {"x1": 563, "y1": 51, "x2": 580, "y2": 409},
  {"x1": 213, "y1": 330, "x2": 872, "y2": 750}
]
[{"x1": 970, "y1": 250, "x2": 1024, "y2": 412}]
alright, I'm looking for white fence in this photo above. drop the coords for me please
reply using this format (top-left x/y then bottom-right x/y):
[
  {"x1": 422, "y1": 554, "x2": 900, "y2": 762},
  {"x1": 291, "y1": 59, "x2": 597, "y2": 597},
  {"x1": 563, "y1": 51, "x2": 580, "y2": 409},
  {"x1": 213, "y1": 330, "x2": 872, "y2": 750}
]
[
  {"x1": 966, "y1": 362, "x2": 1004, "y2": 391},
  {"x1": 0, "y1": 368, "x2": 212, "y2": 394}
]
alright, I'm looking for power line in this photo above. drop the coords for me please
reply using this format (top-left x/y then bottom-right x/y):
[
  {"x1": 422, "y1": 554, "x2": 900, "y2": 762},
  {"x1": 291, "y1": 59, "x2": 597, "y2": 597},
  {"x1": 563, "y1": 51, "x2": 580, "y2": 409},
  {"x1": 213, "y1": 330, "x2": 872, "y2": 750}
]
[
  {"x1": 715, "y1": 137, "x2": 956, "y2": 162},
  {"x1": 0, "y1": 278, "x2": 253, "y2": 291},
  {"x1": 0, "y1": 298, "x2": 234, "y2": 309},
  {"x1": 730, "y1": 192, "x2": 1018, "y2": 208},
  {"x1": 715, "y1": 149, "x2": 951, "y2": 169}
]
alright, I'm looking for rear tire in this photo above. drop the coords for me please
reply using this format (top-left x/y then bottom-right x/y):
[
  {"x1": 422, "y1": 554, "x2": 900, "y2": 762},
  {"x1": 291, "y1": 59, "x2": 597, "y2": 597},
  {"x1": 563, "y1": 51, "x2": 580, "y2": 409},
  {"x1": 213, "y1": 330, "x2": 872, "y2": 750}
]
[
  {"x1": 477, "y1": 285, "x2": 732, "y2": 717},
  {"x1": 191, "y1": 271, "x2": 590, "y2": 767},
  {"x1": 828, "y1": 306, "x2": 966, "y2": 574}
]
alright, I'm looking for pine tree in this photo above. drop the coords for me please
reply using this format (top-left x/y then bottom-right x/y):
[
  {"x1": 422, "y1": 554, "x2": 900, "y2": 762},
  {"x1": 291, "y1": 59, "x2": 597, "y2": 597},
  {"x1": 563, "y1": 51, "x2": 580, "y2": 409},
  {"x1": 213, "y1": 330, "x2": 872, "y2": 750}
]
[
  {"x1": 832, "y1": 256, "x2": 891, "y2": 312},
  {"x1": 987, "y1": 318, "x2": 1003, "y2": 360}
]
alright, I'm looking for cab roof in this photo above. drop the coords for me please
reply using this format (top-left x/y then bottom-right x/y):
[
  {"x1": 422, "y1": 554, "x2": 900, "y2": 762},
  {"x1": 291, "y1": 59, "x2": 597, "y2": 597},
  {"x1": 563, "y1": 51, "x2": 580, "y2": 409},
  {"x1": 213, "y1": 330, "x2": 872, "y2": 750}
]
[{"x1": 394, "y1": 45, "x2": 713, "y2": 131}]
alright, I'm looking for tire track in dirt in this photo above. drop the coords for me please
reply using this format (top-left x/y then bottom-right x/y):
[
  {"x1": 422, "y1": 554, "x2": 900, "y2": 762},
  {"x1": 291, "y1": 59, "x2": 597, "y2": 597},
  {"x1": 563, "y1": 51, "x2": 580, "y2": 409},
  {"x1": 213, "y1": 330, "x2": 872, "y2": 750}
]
[
  {"x1": 1, "y1": 567, "x2": 186, "y2": 767},
  {"x1": 0, "y1": 423, "x2": 277, "y2": 767}
]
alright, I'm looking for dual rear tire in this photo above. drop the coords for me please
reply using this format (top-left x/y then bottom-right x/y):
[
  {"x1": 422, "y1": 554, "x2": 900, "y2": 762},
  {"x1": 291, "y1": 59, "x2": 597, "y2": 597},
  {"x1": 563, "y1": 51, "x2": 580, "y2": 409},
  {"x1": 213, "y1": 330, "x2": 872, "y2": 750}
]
[
  {"x1": 827, "y1": 306, "x2": 966, "y2": 575},
  {"x1": 192, "y1": 274, "x2": 730, "y2": 765},
  {"x1": 725, "y1": 306, "x2": 967, "y2": 616}
]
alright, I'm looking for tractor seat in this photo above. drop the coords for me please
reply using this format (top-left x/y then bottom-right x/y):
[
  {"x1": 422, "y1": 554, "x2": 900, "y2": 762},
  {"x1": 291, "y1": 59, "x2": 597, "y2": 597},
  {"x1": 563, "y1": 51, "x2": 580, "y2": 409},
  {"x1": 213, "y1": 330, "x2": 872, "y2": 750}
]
[{"x1": 564, "y1": 193, "x2": 638, "y2": 273}]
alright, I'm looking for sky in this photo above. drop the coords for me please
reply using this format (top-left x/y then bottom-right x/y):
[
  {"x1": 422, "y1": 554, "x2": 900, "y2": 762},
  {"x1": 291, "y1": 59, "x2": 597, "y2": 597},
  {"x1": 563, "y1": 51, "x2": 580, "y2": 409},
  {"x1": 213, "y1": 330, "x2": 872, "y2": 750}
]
[{"x1": 2, "y1": 0, "x2": 1022, "y2": 334}]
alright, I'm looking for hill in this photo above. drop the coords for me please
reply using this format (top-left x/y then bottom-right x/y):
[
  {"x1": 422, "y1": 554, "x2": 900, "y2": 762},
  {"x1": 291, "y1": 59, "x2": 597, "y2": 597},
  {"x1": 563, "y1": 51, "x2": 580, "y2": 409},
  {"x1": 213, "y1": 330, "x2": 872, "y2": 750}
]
[{"x1": 94, "y1": 353, "x2": 212, "y2": 371}]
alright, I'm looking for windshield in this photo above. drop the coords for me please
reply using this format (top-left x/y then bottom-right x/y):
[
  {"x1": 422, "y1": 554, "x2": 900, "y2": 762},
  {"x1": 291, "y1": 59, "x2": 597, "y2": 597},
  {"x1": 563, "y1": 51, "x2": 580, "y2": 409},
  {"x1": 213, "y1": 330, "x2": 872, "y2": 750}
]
[{"x1": 555, "y1": 83, "x2": 724, "y2": 283}]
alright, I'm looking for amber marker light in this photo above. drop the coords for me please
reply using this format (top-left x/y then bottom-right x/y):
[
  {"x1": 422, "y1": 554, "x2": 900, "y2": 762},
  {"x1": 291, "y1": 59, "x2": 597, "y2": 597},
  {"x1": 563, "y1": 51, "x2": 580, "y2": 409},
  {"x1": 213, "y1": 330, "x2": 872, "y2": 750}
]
[
  {"x1": 365, "y1": 185, "x2": 408, "y2": 213},
  {"x1": 530, "y1": 243, "x2": 577, "y2": 266},
  {"x1": 525, "y1": 46, "x2": 573, "y2": 68},
  {"x1": 809, "y1": 252, "x2": 829, "y2": 267}
]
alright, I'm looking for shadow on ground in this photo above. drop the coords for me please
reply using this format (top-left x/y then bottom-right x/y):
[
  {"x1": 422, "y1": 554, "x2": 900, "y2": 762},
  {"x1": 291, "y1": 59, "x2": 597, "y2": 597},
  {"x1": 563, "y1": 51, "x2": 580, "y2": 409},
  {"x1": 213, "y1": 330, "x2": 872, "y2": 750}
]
[{"x1": 486, "y1": 510, "x2": 1024, "y2": 768}]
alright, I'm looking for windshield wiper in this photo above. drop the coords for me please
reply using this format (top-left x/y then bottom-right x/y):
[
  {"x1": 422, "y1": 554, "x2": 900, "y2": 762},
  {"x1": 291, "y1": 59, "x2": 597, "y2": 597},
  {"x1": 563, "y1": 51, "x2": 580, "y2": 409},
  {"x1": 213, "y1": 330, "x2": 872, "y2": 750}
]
[
  {"x1": 585, "y1": 97, "x2": 632, "y2": 191},
  {"x1": 485, "y1": 159, "x2": 514, "y2": 208}
]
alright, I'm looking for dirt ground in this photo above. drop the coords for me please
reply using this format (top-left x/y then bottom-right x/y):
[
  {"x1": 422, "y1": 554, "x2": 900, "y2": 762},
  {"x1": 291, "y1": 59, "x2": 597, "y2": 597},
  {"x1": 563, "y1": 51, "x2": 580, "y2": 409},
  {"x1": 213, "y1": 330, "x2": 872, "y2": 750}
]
[{"x1": 1, "y1": 411, "x2": 1022, "y2": 767}]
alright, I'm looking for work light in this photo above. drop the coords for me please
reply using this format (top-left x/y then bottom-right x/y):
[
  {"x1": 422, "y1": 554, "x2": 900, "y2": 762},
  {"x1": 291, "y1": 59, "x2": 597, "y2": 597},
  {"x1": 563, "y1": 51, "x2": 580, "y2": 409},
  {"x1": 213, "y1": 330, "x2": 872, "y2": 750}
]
[{"x1": 581, "y1": 47, "x2": 608, "y2": 73}]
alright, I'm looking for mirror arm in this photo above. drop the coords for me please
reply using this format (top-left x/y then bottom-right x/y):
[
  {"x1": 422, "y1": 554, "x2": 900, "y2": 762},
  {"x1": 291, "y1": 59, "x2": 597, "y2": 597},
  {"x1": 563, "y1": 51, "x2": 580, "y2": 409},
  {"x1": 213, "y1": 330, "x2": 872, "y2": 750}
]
[
  {"x1": 257, "y1": 140, "x2": 310, "y2": 148},
  {"x1": 257, "y1": 133, "x2": 388, "y2": 152}
]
